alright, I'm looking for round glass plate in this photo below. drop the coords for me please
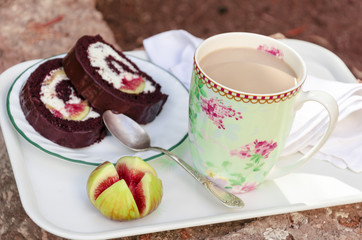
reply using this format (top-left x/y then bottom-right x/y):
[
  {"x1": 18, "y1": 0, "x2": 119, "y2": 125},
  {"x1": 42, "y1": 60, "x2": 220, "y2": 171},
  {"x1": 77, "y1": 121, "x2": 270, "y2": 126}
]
[{"x1": 6, "y1": 54, "x2": 189, "y2": 165}]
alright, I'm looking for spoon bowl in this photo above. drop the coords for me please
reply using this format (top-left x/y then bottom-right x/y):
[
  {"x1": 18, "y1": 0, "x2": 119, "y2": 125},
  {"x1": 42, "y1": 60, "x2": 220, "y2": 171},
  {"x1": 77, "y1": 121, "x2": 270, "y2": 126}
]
[
  {"x1": 103, "y1": 110, "x2": 244, "y2": 208},
  {"x1": 103, "y1": 111, "x2": 151, "y2": 151}
]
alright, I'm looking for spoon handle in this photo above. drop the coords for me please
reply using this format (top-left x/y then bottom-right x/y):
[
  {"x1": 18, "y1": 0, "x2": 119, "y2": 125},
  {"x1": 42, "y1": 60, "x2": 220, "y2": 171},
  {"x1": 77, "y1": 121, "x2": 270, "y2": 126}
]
[{"x1": 149, "y1": 146, "x2": 244, "y2": 208}]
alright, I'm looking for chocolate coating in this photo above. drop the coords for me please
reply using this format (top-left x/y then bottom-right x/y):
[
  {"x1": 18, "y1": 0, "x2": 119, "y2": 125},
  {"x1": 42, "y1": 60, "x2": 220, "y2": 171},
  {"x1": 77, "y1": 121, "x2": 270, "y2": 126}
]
[
  {"x1": 62, "y1": 35, "x2": 168, "y2": 124},
  {"x1": 19, "y1": 58, "x2": 106, "y2": 148}
]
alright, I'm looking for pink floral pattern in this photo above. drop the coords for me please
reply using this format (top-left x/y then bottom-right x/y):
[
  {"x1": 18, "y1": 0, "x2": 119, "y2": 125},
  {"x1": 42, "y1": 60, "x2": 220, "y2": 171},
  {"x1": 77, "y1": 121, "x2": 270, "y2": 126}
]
[
  {"x1": 257, "y1": 44, "x2": 283, "y2": 58},
  {"x1": 200, "y1": 96, "x2": 242, "y2": 129},
  {"x1": 230, "y1": 140, "x2": 277, "y2": 160},
  {"x1": 230, "y1": 182, "x2": 258, "y2": 194}
]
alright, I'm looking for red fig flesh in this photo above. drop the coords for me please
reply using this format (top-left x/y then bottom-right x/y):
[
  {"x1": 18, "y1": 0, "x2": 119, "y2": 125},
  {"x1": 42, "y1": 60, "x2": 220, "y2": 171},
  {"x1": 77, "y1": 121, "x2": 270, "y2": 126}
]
[{"x1": 119, "y1": 76, "x2": 145, "y2": 94}]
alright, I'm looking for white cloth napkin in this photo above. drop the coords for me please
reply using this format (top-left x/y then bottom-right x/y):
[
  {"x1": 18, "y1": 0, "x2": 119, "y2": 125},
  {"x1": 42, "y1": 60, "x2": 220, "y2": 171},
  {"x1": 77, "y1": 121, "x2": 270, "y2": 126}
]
[
  {"x1": 143, "y1": 30, "x2": 362, "y2": 173},
  {"x1": 282, "y1": 76, "x2": 362, "y2": 172},
  {"x1": 144, "y1": 30, "x2": 203, "y2": 87}
]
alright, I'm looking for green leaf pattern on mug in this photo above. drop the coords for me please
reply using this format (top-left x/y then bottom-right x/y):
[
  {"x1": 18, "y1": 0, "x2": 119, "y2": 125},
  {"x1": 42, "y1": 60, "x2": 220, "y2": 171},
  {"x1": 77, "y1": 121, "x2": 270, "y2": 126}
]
[
  {"x1": 205, "y1": 168, "x2": 260, "y2": 194},
  {"x1": 189, "y1": 74, "x2": 204, "y2": 136},
  {"x1": 204, "y1": 139, "x2": 278, "y2": 193}
]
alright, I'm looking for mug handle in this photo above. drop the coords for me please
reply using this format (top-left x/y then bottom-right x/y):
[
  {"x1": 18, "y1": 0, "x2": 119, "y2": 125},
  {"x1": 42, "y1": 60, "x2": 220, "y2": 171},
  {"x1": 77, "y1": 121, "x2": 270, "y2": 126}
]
[{"x1": 266, "y1": 90, "x2": 339, "y2": 179}]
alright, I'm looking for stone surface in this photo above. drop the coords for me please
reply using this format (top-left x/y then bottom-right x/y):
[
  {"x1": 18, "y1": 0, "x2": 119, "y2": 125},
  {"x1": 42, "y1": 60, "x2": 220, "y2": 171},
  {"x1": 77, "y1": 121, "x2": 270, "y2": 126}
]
[
  {"x1": 0, "y1": 0, "x2": 361, "y2": 239},
  {"x1": 95, "y1": 0, "x2": 362, "y2": 80},
  {"x1": 0, "y1": 0, "x2": 117, "y2": 74}
]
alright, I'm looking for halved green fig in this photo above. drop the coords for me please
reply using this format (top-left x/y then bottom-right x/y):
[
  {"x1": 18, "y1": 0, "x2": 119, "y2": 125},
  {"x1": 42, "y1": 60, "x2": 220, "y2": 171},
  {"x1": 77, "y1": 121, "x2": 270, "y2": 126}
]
[{"x1": 86, "y1": 157, "x2": 163, "y2": 221}]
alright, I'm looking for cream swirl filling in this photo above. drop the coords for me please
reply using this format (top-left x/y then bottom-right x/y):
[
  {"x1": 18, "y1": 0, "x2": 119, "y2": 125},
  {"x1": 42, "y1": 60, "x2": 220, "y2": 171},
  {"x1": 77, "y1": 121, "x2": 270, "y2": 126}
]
[
  {"x1": 40, "y1": 68, "x2": 100, "y2": 121},
  {"x1": 87, "y1": 42, "x2": 156, "y2": 94}
]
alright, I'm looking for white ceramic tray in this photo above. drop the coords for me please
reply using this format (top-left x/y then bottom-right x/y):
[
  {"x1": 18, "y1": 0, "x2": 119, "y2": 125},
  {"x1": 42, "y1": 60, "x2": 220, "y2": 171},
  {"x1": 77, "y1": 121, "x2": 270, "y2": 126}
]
[{"x1": 0, "y1": 40, "x2": 361, "y2": 240}]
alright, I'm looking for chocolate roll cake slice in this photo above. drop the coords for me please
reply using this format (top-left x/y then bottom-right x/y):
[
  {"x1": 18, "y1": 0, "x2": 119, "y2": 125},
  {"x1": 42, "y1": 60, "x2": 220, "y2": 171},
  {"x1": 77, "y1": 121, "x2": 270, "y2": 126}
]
[
  {"x1": 62, "y1": 35, "x2": 168, "y2": 124},
  {"x1": 20, "y1": 58, "x2": 106, "y2": 148}
]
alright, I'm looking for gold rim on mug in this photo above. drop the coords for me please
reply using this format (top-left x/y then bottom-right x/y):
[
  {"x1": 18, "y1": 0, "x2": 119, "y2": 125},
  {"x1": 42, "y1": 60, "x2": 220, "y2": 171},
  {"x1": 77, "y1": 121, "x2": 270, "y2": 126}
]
[{"x1": 193, "y1": 59, "x2": 303, "y2": 104}]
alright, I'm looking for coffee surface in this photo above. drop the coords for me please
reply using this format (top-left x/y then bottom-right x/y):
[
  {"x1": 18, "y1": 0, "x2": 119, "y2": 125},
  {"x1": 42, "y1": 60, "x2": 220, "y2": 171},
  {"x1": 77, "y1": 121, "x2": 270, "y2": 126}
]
[{"x1": 199, "y1": 47, "x2": 298, "y2": 94}]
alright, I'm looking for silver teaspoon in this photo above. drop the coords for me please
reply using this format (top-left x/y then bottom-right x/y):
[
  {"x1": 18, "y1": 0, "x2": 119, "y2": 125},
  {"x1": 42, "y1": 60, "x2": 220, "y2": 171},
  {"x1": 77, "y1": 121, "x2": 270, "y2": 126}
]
[{"x1": 102, "y1": 110, "x2": 244, "y2": 208}]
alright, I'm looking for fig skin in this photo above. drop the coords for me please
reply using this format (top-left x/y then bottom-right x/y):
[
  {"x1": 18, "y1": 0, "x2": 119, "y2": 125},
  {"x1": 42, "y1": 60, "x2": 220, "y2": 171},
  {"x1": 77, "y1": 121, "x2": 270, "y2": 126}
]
[
  {"x1": 95, "y1": 180, "x2": 140, "y2": 220},
  {"x1": 87, "y1": 161, "x2": 119, "y2": 206},
  {"x1": 86, "y1": 156, "x2": 163, "y2": 221},
  {"x1": 137, "y1": 172, "x2": 163, "y2": 217}
]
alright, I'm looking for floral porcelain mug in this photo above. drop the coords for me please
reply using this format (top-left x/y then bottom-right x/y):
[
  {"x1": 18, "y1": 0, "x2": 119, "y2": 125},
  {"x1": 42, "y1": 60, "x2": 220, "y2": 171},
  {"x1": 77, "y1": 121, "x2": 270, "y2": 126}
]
[{"x1": 188, "y1": 32, "x2": 339, "y2": 194}]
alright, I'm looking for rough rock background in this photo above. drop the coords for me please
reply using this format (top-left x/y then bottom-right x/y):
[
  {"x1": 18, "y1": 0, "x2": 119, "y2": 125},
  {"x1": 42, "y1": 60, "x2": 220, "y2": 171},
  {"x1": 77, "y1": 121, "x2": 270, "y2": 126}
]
[
  {"x1": 0, "y1": 0, "x2": 117, "y2": 73},
  {"x1": 95, "y1": 0, "x2": 362, "y2": 79},
  {"x1": 0, "y1": 0, "x2": 361, "y2": 239}
]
